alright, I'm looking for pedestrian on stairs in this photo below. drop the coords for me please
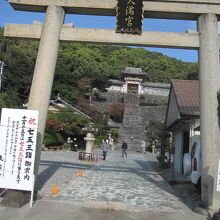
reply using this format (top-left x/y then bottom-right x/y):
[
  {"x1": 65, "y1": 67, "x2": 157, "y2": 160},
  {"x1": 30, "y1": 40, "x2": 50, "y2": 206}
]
[{"x1": 121, "y1": 140, "x2": 128, "y2": 157}]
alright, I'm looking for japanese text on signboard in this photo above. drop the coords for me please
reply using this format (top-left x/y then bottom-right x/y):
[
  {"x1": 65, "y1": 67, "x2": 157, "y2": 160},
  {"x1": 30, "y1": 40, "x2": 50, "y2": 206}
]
[
  {"x1": 116, "y1": 0, "x2": 144, "y2": 34},
  {"x1": 0, "y1": 108, "x2": 38, "y2": 191}
]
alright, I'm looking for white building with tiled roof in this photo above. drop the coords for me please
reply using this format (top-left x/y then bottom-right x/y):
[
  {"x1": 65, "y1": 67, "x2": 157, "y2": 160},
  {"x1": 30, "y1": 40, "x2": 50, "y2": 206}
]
[{"x1": 165, "y1": 79, "x2": 200, "y2": 175}]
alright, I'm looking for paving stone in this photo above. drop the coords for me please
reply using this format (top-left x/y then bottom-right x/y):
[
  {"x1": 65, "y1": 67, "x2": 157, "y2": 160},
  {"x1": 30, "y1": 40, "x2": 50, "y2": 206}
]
[
  {"x1": 1, "y1": 190, "x2": 29, "y2": 208},
  {"x1": 36, "y1": 150, "x2": 201, "y2": 213}
]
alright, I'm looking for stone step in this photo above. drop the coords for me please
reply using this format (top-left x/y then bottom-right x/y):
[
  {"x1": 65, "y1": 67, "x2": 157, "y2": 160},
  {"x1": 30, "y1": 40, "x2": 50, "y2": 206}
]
[{"x1": 121, "y1": 93, "x2": 145, "y2": 149}]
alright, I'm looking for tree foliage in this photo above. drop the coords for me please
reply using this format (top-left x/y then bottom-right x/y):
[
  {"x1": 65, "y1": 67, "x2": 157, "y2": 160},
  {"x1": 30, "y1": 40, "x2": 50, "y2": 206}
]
[
  {"x1": 145, "y1": 120, "x2": 170, "y2": 155},
  {"x1": 45, "y1": 110, "x2": 90, "y2": 147},
  {"x1": 107, "y1": 102, "x2": 124, "y2": 123},
  {"x1": 0, "y1": 27, "x2": 198, "y2": 146},
  {"x1": 0, "y1": 27, "x2": 198, "y2": 109}
]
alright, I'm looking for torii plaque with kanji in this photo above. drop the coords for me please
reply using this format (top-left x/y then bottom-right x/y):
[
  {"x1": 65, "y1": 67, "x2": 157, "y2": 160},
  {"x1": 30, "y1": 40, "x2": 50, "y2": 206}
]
[{"x1": 116, "y1": 0, "x2": 144, "y2": 34}]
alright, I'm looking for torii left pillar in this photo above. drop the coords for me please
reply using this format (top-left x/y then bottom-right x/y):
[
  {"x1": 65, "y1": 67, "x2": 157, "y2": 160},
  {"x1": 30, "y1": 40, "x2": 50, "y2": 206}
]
[{"x1": 27, "y1": 6, "x2": 65, "y2": 179}]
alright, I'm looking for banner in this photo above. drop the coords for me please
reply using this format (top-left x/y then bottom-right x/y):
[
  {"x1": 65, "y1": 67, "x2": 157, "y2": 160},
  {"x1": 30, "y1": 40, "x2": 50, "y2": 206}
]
[
  {"x1": 116, "y1": 0, "x2": 144, "y2": 34},
  {"x1": 0, "y1": 108, "x2": 38, "y2": 191}
]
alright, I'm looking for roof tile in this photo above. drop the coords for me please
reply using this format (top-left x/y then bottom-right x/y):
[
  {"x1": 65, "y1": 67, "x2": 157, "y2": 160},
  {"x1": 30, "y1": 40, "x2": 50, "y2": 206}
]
[{"x1": 172, "y1": 79, "x2": 200, "y2": 116}]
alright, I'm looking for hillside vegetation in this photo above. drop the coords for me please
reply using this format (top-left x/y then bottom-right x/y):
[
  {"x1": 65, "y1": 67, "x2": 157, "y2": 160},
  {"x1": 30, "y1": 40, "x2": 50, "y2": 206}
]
[{"x1": 0, "y1": 27, "x2": 198, "y2": 108}]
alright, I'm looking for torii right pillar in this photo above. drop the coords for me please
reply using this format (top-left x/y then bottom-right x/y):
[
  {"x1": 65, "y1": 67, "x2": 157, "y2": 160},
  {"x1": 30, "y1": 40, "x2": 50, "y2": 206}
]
[{"x1": 198, "y1": 13, "x2": 220, "y2": 209}]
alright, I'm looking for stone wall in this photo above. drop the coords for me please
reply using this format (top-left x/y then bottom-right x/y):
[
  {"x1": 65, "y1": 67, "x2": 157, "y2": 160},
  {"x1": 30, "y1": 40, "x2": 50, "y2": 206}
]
[
  {"x1": 141, "y1": 106, "x2": 167, "y2": 128},
  {"x1": 140, "y1": 94, "x2": 168, "y2": 106},
  {"x1": 142, "y1": 82, "x2": 170, "y2": 97},
  {"x1": 107, "y1": 91, "x2": 168, "y2": 106},
  {"x1": 106, "y1": 91, "x2": 124, "y2": 103},
  {"x1": 96, "y1": 89, "x2": 168, "y2": 136},
  {"x1": 104, "y1": 90, "x2": 168, "y2": 151},
  {"x1": 105, "y1": 91, "x2": 168, "y2": 128}
]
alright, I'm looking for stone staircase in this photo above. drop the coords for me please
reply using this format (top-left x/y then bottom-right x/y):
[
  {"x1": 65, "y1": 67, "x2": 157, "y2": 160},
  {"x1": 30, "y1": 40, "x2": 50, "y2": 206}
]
[
  {"x1": 120, "y1": 93, "x2": 146, "y2": 151},
  {"x1": 119, "y1": 127, "x2": 146, "y2": 151},
  {"x1": 122, "y1": 93, "x2": 143, "y2": 129}
]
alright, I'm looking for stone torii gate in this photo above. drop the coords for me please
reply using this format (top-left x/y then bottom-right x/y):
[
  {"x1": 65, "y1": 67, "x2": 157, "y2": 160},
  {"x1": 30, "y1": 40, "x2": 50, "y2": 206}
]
[{"x1": 4, "y1": 0, "x2": 220, "y2": 210}]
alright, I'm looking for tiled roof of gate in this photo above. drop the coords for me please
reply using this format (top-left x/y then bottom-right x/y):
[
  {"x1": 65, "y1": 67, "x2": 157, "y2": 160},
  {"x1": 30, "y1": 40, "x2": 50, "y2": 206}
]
[
  {"x1": 122, "y1": 67, "x2": 146, "y2": 75},
  {"x1": 172, "y1": 79, "x2": 200, "y2": 116}
]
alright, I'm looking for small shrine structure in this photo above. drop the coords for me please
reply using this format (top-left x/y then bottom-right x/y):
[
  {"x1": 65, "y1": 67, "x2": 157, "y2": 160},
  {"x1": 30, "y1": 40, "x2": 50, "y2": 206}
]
[
  {"x1": 108, "y1": 67, "x2": 169, "y2": 96},
  {"x1": 122, "y1": 67, "x2": 146, "y2": 94}
]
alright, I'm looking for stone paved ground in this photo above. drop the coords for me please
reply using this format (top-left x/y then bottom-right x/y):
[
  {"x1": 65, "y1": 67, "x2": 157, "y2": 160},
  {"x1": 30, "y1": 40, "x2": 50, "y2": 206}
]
[{"x1": 36, "y1": 150, "x2": 201, "y2": 214}]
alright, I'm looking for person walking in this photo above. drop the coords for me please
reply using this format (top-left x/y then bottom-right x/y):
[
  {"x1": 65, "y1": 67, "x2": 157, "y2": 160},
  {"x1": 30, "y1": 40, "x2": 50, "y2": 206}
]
[
  {"x1": 109, "y1": 135, "x2": 114, "y2": 151},
  {"x1": 121, "y1": 140, "x2": 128, "y2": 157},
  {"x1": 102, "y1": 139, "x2": 109, "y2": 160}
]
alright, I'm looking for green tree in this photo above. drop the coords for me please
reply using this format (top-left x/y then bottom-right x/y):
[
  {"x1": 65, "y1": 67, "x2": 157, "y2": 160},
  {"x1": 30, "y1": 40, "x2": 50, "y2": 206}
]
[
  {"x1": 44, "y1": 110, "x2": 91, "y2": 147},
  {"x1": 0, "y1": 27, "x2": 198, "y2": 109},
  {"x1": 146, "y1": 120, "x2": 170, "y2": 155}
]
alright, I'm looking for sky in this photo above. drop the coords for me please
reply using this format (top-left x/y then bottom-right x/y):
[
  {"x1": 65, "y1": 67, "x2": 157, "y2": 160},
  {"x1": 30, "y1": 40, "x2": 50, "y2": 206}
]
[{"x1": 0, "y1": 0, "x2": 199, "y2": 62}]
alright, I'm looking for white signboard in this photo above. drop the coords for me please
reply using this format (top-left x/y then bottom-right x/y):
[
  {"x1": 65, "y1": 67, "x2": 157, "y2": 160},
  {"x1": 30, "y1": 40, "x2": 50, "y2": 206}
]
[
  {"x1": 217, "y1": 159, "x2": 220, "y2": 191},
  {"x1": 0, "y1": 108, "x2": 38, "y2": 191}
]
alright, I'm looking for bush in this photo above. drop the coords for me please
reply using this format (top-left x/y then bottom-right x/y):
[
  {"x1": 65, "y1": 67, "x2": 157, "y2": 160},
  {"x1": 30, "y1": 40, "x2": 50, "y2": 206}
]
[
  {"x1": 156, "y1": 154, "x2": 169, "y2": 168},
  {"x1": 109, "y1": 128, "x2": 119, "y2": 141},
  {"x1": 147, "y1": 144, "x2": 152, "y2": 152},
  {"x1": 46, "y1": 110, "x2": 90, "y2": 145},
  {"x1": 44, "y1": 132, "x2": 64, "y2": 146},
  {"x1": 94, "y1": 135, "x2": 107, "y2": 147},
  {"x1": 63, "y1": 143, "x2": 71, "y2": 151}
]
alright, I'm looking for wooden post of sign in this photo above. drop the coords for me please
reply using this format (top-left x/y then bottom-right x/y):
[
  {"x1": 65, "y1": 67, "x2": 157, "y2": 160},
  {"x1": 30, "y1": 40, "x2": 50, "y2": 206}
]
[{"x1": 30, "y1": 175, "x2": 35, "y2": 208}]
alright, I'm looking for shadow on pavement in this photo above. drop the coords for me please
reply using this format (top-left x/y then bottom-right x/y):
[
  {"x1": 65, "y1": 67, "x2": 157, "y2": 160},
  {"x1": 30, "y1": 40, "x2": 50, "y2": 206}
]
[
  {"x1": 134, "y1": 159, "x2": 202, "y2": 210},
  {"x1": 37, "y1": 160, "x2": 93, "y2": 191}
]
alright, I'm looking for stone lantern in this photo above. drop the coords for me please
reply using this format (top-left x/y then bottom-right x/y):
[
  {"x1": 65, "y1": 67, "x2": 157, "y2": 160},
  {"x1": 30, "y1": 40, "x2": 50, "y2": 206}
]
[{"x1": 82, "y1": 122, "x2": 98, "y2": 154}]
